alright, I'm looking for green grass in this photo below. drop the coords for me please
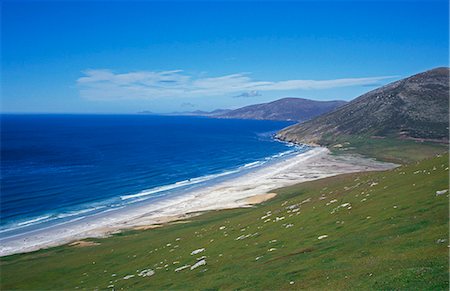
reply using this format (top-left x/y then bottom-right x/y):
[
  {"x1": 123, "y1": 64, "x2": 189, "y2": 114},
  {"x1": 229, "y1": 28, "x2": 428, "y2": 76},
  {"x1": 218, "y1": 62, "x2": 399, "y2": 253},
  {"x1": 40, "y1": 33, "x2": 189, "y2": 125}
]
[
  {"x1": 1, "y1": 154, "x2": 448, "y2": 290},
  {"x1": 319, "y1": 134, "x2": 448, "y2": 164}
]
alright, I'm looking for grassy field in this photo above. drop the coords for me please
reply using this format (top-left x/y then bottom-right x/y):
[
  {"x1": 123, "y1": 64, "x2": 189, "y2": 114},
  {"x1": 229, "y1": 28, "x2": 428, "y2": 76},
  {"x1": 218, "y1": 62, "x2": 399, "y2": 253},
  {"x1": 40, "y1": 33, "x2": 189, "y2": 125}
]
[
  {"x1": 320, "y1": 134, "x2": 448, "y2": 164},
  {"x1": 1, "y1": 153, "x2": 448, "y2": 290}
]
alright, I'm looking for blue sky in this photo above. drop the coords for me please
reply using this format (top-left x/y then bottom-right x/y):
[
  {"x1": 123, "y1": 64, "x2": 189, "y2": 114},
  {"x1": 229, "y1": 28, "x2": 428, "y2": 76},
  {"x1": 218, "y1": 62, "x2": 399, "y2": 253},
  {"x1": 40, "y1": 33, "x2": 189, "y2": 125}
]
[{"x1": 1, "y1": 0, "x2": 448, "y2": 113}]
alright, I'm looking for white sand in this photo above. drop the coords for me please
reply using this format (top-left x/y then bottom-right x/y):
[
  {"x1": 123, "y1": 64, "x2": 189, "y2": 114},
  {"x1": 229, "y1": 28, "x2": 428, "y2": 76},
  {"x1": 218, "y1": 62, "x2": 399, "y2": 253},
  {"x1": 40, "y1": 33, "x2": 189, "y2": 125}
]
[{"x1": 0, "y1": 147, "x2": 397, "y2": 256}]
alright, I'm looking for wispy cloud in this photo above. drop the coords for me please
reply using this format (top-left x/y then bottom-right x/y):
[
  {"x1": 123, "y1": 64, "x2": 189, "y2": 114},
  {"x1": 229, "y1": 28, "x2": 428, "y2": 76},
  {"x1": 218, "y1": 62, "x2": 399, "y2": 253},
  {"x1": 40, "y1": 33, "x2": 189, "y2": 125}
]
[
  {"x1": 180, "y1": 102, "x2": 196, "y2": 108},
  {"x1": 234, "y1": 90, "x2": 262, "y2": 98},
  {"x1": 77, "y1": 69, "x2": 397, "y2": 100}
]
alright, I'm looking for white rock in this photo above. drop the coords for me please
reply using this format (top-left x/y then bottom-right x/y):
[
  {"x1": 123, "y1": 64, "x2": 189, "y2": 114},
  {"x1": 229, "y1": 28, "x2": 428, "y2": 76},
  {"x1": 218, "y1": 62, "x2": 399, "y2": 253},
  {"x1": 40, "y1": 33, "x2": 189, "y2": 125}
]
[
  {"x1": 326, "y1": 199, "x2": 338, "y2": 206},
  {"x1": 175, "y1": 265, "x2": 190, "y2": 272},
  {"x1": 286, "y1": 204, "x2": 300, "y2": 210},
  {"x1": 190, "y1": 259, "x2": 206, "y2": 270},
  {"x1": 318, "y1": 235, "x2": 328, "y2": 240},
  {"x1": 236, "y1": 234, "x2": 251, "y2": 240},
  {"x1": 191, "y1": 248, "x2": 205, "y2": 255},
  {"x1": 436, "y1": 189, "x2": 448, "y2": 196},
  {"x1": 197, "y1": 255, "x2": 206, "y2": 261},
  {"x1": 138, "y1": 269, "x2": 155, "y2": 277},
  {"x1": 301, "y1": 198, "x2": 311, "y2": 204}
]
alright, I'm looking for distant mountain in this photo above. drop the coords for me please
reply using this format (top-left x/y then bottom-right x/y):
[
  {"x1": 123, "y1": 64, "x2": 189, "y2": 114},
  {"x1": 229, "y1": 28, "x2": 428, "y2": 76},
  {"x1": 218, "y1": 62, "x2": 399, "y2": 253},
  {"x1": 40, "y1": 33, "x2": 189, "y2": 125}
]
[
  {"x1": 205, "y1": 109, "x2": 233, "y2": 116},
  {"x1": 165, "y1": 109, "x2": 232, "y2": 117},
  {"x1": 216, "y1": 98, "x2": 347, "y2": 121},
  {"x1": 277, "y1": 67, "x2": 450, "y2": 144},
  {"x1": 138, "y1": 110, "x2": 158, "y2": 114}
]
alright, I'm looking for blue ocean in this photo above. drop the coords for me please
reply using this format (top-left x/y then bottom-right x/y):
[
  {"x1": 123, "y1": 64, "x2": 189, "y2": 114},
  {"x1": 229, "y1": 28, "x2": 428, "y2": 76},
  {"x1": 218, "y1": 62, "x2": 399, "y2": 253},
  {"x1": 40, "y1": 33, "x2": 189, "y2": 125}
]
[{"x1": 0, "y1": 114, "x2": 305, "y2": 236}]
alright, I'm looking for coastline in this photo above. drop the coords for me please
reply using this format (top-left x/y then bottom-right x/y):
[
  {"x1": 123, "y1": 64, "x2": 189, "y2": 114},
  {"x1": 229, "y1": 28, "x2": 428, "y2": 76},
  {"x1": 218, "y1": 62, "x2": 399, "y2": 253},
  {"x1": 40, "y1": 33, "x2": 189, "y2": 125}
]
[{"x1": 0, "y1": 147, "x2": 397, "y2": 257}]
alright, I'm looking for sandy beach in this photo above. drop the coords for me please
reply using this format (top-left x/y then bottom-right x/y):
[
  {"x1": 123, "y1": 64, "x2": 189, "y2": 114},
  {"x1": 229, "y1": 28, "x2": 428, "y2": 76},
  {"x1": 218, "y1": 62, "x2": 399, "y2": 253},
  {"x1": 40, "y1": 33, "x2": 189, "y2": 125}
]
[{"x1": 0, "y1": 147, "x2": 397, "y2": 257}]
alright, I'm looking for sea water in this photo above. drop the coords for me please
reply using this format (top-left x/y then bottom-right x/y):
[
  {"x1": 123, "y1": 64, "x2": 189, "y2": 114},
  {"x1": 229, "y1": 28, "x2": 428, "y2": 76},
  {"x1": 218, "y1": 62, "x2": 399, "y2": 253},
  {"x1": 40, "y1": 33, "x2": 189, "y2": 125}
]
[{"x1": 0, "y1": 114, "x2": 307, "y2": 237}]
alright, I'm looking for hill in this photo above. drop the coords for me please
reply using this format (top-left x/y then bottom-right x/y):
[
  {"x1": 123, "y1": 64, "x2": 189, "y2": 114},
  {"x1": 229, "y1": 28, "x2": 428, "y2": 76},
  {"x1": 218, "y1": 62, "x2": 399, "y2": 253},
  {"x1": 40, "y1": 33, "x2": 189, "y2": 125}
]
[
  {"x1": 216, "y1": 98, "x2": 347, "y2": 121},
  {"x1": 277, "y1": 68, "x2": 450, "y2": 145}
]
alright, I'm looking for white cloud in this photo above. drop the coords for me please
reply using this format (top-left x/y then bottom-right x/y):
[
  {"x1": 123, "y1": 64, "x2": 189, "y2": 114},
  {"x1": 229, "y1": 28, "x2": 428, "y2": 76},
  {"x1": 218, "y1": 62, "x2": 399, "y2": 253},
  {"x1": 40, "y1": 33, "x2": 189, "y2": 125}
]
[
  {"x1": 77, "y1": 69, "x2": 397, "y2": 100},
  {"x1": 234, "y1": 90, "x2": 262, "y2": 98}
]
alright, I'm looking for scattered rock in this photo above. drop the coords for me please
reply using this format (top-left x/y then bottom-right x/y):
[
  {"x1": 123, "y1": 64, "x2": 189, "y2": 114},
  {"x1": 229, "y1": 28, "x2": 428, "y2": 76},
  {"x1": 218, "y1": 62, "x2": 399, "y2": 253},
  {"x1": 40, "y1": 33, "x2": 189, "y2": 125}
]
[
  {"x1": 190, "y1": 259, "x2": 206, "y2": 270},
  {"x1": 301, "y1": 198, "x2": 311, "y2": 204},
  {"x1": 175, "y1": 265, "x2": 190, "y2": 272},
  {"x1": 326, "y1": 199, "x2": 338, "y2": 206},
  {"x1": 191, "y1": 248, "x2": 205, "y2": 255},
  {"x1": 331, "y1": 203, "x2": 352, "y2": 214},
  {"x1": 436, "y1": 189, "x2": 448, "y2": 196},
  {"x1": 138, "y1": 269, "x2": 155, "y2": 277}
]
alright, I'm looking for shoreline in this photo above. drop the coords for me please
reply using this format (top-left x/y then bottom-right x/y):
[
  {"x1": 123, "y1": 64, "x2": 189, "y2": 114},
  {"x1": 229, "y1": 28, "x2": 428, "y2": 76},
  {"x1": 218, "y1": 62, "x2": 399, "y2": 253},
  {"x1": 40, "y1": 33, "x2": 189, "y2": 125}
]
[{"x1": 0, "y1": 147, "x2": 397, "y2": 257}]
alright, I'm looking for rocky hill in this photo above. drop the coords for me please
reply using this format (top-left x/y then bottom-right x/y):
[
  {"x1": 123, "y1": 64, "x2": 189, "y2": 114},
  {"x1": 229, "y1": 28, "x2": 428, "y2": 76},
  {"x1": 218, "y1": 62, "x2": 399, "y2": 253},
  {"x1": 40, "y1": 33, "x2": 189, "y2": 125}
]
[
  {"x1": 277, "y1": 67, "x2": 450, "y2": 144},
  {"x1": 217, "y1": 98, "x2": 347, "y2": 121}
]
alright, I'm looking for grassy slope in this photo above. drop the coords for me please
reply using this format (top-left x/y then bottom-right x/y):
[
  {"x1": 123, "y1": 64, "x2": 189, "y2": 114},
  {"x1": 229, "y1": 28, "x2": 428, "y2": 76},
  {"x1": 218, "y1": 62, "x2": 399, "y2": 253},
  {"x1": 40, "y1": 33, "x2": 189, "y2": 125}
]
[
  {"x1": 1, "y1": 154, "x2": 448, "y2": 290},
  {"x1": 319, "y1": 134, "x2": 448, "y2": 164}
]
